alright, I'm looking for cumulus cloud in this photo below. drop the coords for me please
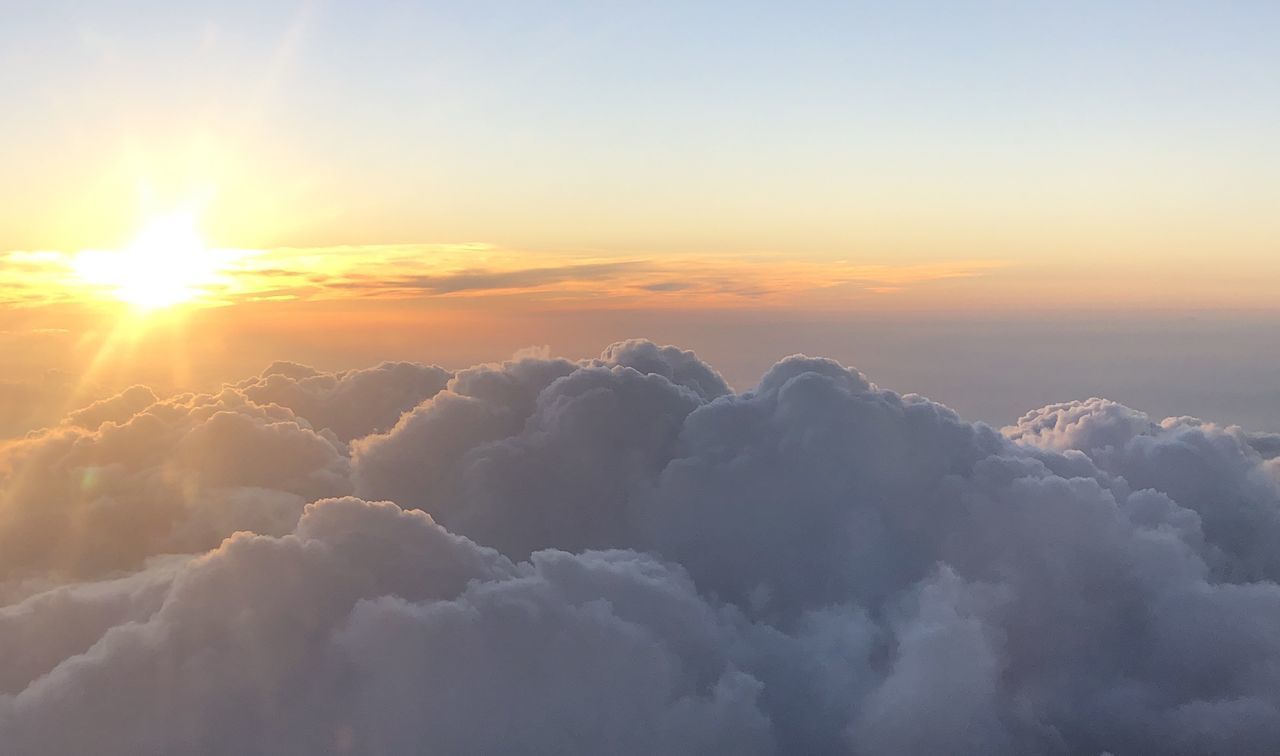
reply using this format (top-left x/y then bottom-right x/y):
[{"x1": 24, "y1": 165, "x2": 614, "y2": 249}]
[
  {"x1": 3, "y1": 341, "x2": 1280, "y2": 753},
  {"x1": 64, "y1": 385, "x2": 161, "y2": 430},
  {"x1": 234, "y1": 360, "x2": 452, "y2": 442},
  {"x1": 1007, "y1": 399, "x2": 1280, "y2": 583},
  {"x1": 0, "y1": 385, "x2": 350, "y2": 595}
]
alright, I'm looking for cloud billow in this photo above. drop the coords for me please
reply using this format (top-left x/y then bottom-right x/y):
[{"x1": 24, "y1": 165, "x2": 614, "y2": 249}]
[{"x1": 2, "y1": 340, "x2": 1280, "y2": 753}]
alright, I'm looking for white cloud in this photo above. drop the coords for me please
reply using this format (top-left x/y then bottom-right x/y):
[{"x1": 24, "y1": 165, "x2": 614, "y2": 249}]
[
  {"x1": 3, "y1": 341, "x2": 1280, "y2": 753},
  {"x1": 0, "y1": 386, "x2": 350, "y2": 594},
  {"x1": 234, "y1": 360, "x2": 452, "y2": 443}
]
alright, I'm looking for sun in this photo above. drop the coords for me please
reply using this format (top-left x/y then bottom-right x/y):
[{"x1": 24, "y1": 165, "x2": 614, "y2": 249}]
[{"x1": 72, "y1": 213, "x2": 222, "y2": 310}]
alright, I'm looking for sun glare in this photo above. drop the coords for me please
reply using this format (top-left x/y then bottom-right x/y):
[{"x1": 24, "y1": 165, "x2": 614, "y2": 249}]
[{"x1": 72, "y1": 213, "x2": 223, "y2": 310}]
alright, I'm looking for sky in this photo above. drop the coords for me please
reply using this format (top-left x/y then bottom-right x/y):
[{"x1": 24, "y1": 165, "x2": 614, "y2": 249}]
[
  {"x1": 4, "y1": 1, "x2": 1278, "y2": 272},
  {"x1": 2, "y1": 0, "x2": 1280, "y2": 433},
  {"x1": 9, "y1": 4, "x2": 1280, "y2": 753}
]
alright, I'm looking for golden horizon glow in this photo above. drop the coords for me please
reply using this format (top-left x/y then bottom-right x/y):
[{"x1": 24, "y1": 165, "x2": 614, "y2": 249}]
[
  {"x1": 70, "y1": 212, "x2": 230, "y2": 311},
  {"x1": 6, "y1": 238, "x2": 1013, "y2": 312},
  {"x1": 3, "y1": 232, "x2": 1278, "y2": 313}
]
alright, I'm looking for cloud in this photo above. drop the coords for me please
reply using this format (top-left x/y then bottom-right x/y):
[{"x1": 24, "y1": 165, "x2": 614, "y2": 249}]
[
  {"x1": 10, "y1": 243, "x2": 1005, "y2": 309},
  {"x1": 0, "y1": 385, "x2": 350, "y2": 595},
  {"x1": 233, "y1": 360, "x2": 452, "y2": 442},
  {"x1": 1249, "y1": 432, "x2": 1280, "y2": 460},
  {"x1": 65, "y1": 385, "x2": 160, "y2": 430},
  {"x1": 374, "y1": 261, "x2": 649, "y2": 295},
  {"x1": 1006, "y1": 400, "x2": 1280, "y2": 583},
  {"x1": 261, "y1": 249, "x2": 1005, "y2": 307},
  {"x1": 4, "y1": 341, "x2": 1280, "y2": 753},
  {"x1": 0, "y1": 499, "x2": 771, "y2": 755}
]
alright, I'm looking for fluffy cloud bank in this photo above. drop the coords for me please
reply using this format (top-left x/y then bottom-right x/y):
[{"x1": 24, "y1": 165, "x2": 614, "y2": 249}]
[{"x1": 3, "y1": 341, "x2": 1280, "y2": 754}]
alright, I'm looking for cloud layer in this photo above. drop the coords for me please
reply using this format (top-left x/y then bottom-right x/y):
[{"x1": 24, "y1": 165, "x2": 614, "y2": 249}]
[
  {"x1": 6, "y1": 245, "x2": 1003, "y2": 309},
  {"x1": 3, "y1": 341, "x2": 1280, "y2": 754}
]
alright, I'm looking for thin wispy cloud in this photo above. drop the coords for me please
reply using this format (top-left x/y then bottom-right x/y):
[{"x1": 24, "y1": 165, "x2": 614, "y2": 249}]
[{"x1": 4, "y1": 245, "x2": 1006, "y2": 309}]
